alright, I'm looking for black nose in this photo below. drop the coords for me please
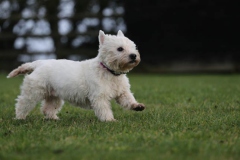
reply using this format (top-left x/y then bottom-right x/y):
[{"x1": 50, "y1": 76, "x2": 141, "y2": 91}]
[{"x1": 129, "y1": 54, "x2": 137, "y2": 60}]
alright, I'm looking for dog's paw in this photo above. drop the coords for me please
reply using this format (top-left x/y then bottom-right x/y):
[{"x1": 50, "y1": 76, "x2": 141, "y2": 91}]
[
  {"x1": 131, "y1": 103, "x2": 145, "y2": 111},
  {"x1": 15, "y1": 115, "x2": 27, "y2": 120},
  {"x1": 101, "y1": 118, "x2": 117, "y2": 122},
  {"x1": 108, "y1": 118, "x2": 117, "y2": 122},
  {"x1": 44, "y1": 115, "x2": 60, "y2": 120},
  {"x1": 14, "y1": 117, "x2": 26, "y2": 120}
]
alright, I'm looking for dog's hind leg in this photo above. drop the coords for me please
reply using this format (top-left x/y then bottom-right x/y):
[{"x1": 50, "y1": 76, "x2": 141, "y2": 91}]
[
  {"x1": 41, "y1": 96, "x2": 64, "y2": 120},
  {"x1": 15, "y1": 77, "x2": 45, "y2": 119}
]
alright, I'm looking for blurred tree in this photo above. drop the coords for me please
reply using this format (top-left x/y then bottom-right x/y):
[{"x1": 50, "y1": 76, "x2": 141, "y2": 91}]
[
  {"x1": 0, "y1": 0, "x2": 27, "y2": 70},
  {"x1": 0, "y1": 0, "x2": 124, "y2": 71},
  {"x1": 1, "y1": 0, "x2": 238, "y2": 72}
]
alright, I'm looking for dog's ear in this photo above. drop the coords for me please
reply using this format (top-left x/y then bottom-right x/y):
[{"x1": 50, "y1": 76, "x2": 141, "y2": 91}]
[
  {"x1": 99, "y1": 30, "x2": 105, "y2": 45},
  {"x1": 117, "y1": 30, "x2": 124, "y2": 37}
]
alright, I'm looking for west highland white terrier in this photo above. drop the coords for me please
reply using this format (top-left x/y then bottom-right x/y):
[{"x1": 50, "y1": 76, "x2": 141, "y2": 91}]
[{"x1": 7, "y1": 30, "x2": 145, "y2": 121}]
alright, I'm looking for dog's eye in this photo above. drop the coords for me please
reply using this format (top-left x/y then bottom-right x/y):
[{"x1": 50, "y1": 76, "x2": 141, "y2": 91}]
[
  {"x1": 135, "y1": 46, "x2": 138, "y2": 50},
  {"x1": 117, "y1": 47, "x2": 124, "y2": 52}
]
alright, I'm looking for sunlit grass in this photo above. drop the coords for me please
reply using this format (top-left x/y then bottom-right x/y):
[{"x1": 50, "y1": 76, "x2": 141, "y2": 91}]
[{"x1": 0, "y1": 73, "x2": 239, "y2": 160}]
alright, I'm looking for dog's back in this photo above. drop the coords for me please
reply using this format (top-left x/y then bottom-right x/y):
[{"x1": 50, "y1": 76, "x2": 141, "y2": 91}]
[{"x1": 7, "y1": 59, "x2": 72, "y2": 78}]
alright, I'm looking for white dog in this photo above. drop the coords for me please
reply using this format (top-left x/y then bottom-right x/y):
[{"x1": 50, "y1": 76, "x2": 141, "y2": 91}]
[{"x1": 7, "y1": 30, "x2": 145, "y2": 121}]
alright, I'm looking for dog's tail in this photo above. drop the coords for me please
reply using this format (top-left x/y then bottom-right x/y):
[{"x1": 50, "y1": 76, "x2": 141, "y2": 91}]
[{"x1": 7, "y1": 61, "x2": 40, "y2": 78}]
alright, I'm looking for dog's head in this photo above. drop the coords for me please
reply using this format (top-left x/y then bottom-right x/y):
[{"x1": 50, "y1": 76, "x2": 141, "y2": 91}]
[{"x1": 98, "y1": 30, "x2": 140, "y2": 74}]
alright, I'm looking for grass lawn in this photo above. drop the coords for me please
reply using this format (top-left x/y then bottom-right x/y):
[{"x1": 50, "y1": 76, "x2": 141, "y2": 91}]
[{"x1": 0, "y1": 73, "x2": 239, "y2": 160}]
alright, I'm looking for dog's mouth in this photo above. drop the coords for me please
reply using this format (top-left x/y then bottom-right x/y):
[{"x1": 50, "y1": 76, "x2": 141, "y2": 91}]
[{"x1": 129, "y1": 60, "x2": 136, "y2": 64}]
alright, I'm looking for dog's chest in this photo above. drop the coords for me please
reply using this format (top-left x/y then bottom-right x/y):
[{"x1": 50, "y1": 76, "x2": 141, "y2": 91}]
[{"x1": 101, "y1": 78, "x2": 124, "y2": 98}]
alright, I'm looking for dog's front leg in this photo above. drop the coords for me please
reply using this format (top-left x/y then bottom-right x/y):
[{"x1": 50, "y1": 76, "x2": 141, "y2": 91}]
[
  {"x1": 116, "y1": 90, "x2": 145, "y2": 111},
  {"x1": 91, "y1": 97, "x2": 116, "y2": 122}
]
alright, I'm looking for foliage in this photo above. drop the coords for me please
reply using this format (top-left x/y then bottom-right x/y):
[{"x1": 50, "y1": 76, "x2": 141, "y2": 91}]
[
  {"x1": 0, "y1": 74, "x2": 240, "y2": 160},
  {"x1": 0, "y1": 0, "x2": 125, "y2": 71}
]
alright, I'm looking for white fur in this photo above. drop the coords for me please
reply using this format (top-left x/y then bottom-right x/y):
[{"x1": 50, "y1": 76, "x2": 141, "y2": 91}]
[{"x1": 7, "y1": 30, "x2": 145, "y2": 121}]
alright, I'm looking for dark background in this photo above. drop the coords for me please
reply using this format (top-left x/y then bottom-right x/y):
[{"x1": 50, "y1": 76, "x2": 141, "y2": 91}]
[{"x1": 0, "y1": 0, "x2": 239, "y2": 73}]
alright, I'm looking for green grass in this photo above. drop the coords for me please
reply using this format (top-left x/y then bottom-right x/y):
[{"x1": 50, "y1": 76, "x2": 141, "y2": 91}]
[{"x1": 0, "y1": 73, "x2": 239, "y2": 160}]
